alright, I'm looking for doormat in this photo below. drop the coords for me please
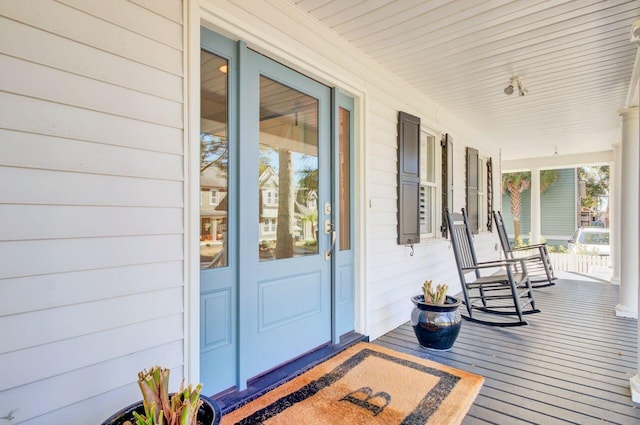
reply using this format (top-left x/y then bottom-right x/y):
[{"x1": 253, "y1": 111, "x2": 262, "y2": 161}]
[{"x1": 220, "y1": 342, "x2": 483, "y2": 425}]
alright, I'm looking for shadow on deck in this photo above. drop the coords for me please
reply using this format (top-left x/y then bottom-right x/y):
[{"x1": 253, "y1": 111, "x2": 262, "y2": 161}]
[{"x1": 374, "y1": 275, "x2": 639, "y2": 424}]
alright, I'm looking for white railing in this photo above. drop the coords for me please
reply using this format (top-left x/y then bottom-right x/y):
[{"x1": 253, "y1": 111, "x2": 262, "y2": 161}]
[{"x1": 547, "y1": 252, "x2": 610, "y2": 274}]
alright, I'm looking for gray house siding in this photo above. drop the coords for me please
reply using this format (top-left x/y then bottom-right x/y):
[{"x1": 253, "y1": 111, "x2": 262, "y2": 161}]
[
  {"x1": 540, "y1": 168, "x2": 577, "y2": 244},
  {"x1": 501, "y1": 168, "x2": 577, "y2": 246}
]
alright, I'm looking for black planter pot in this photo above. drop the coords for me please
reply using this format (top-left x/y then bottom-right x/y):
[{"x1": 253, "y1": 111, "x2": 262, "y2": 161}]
[
  {"x1": 411, "y1": 295, "x2": 462, "y2": 351},
  {"x1": 101, "y1": 394, "x2": 221, "y2": 425}
]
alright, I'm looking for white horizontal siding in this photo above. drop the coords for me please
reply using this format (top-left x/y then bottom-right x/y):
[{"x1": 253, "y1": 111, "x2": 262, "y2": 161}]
[
  {"x1": 0, "y1": 234, "x2": 183, "y2": 279},
  {"x1": 0, "y1": 0, "x2": 184, "y2": 424},
  {"x1": 0, "y1": 92, "x2": 183, "y2": 154},
  {"x1": 0, "y1": 16, "x2": 182, "y2": 101},
  {"x1": 0, "y1": 167, "x2": 183, "y2": 207},
  {"x1": 57, "y1": 0, "x2": 183, "y2": 50},
  {"x1": 0, "y1": 314, "x2": 183, "y2": 391},
  {"x1": 0, "y1": 130, "x2": 182, "y2": 179},
  {"x1": 0, "y1": 205, "x2": 183, "y2": 241},
  {"x1": 0, "y1": 0, "x2": 182, "y2": 75},
  {"x1": 0, "y1": 262, "x2": 184, "y2": 316},
  {"x1": 0, "y1": 55, "x2": 182, "y2": 128}
]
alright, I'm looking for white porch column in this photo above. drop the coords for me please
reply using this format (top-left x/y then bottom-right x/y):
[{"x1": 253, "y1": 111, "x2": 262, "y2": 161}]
[
  {"x1": 530, "y1": 168, "x2": 541, "y2": 244},
  {"x1": 627, "y1": 105, "x2": 640, "y2": 402},
  {"x1": 616, "y1": 107, "x2": 639, "y2": 319},
  {"x1": 610, "y1": 143, "x2": 621, "y2": 286}
]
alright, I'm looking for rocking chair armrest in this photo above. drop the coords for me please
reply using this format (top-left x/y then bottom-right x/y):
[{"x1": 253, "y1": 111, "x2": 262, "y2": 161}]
[
  {"x1": 512, "y1": 243, "x2": 546, "y2": 252},
  {"x1": 512, "y1": 253, "x2": 542, "y2": 262},
  {"x1": 462, "y1": 261, "x2": 512, "y2": 271},
  {"x1": 477, "y1": 258, "x2": 527, "y2": 267},
  {"x1": 465, "y1": 258, "x2": 529, "y2": 274}
]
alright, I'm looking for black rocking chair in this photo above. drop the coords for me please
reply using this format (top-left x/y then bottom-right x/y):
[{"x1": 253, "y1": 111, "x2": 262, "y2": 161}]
[
  {"x1": 493, "y1": 210, "x2": 557, "y2": 288},
  {"x1": 445, "y1": 208, "x2": 540, "y2": 327}
]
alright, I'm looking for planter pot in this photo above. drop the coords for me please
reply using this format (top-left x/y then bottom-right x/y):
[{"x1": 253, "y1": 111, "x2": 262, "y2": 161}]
[
  {"x1": 101, "y1": 394, "x2": 221, "y2": 425},
  {"x1": 411, "y1": 295, "x2": 462, "y2": 351}
]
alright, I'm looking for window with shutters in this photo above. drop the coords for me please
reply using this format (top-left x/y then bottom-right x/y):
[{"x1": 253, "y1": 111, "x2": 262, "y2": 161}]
[{"x1": 419, "y1": 131, "x2": 437, "y2": 238}]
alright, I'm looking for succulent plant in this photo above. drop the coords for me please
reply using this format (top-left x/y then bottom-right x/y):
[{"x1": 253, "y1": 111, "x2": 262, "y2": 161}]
[
  {"x1": 124, "y1": 366, "x2": 203, "y2": 425},
  {"x1": 421, "y1": 280, "x2": 448, "y2": 305}
]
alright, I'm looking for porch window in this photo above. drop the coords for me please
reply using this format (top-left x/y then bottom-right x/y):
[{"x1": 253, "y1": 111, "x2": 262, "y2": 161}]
[{"x1": 420, "y1": 131, "x2": 437, "y2": 238}]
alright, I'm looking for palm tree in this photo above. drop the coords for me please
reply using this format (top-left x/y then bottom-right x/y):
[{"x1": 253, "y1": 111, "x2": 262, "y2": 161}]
[
  {"x1": 502, "y1": 170, "x2": 558, "y2": 243},
  {"x1": 275, "y1": 148, "x2": 295, "y2": 259}
]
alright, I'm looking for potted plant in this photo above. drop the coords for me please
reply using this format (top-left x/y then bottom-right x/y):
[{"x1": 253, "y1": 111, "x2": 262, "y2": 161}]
[
  {"x1": 101, "y1": 366, "x2": 221, "y2": 425},
  {"x1": 410, "y1": 280, "x2": 462, "y2": 351}
]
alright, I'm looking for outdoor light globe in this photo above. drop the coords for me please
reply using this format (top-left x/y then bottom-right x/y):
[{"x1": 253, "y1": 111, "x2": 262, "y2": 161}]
[{"x1": 504, "y1": 85, "x2": 514, "y2": 95}]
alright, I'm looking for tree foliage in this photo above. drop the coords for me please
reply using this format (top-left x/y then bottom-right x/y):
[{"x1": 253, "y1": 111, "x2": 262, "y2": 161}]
[
  {"x1": 578, "y1": 166, "x2": 609, "y2": 210},
  {"x1": 200, "y1": 133, "x2": 228, "y2": 173}
]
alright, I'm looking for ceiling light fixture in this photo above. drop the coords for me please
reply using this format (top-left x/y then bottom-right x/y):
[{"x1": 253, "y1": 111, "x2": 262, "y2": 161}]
[{"x1": 504, "y1": 76, "x2": 528, "y2": 97}]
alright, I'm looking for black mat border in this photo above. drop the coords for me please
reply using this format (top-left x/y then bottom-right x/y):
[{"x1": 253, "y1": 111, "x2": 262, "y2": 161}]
[{"x1": 234, "y1": 348, "x2": 462, "y2": 425}]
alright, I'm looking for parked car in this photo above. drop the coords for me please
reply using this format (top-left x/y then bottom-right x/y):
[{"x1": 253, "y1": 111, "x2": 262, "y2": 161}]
[{"x1": 568, "y1": 227, "x2": 610, "y2": 256}]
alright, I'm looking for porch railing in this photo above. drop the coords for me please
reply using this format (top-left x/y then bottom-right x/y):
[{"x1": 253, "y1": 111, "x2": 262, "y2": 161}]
[
  {"x1": 512, "y1": 250, "x2": 611, "y2": 274},
  {"x1": 547, "y1": 252, "x2": 610, "y2": 274}
]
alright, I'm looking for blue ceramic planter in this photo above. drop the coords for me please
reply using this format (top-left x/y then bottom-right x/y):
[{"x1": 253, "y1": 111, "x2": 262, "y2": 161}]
[
  {"x1": 101, "y1": 394, "x2": 221, "y2": 425},
  {"x1": 411, "y1": 295, "x2": 462, "y2": 351}
]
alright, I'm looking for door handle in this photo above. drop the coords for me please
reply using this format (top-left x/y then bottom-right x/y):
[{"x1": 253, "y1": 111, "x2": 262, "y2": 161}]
[{"x1": 325, "y1": 226, "x2": 336, "y2": 261}]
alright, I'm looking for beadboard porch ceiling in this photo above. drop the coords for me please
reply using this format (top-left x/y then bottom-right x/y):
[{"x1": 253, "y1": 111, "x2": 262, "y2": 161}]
[{"x1": 291, "y1": 0, "x2": 640, "y2": 161}]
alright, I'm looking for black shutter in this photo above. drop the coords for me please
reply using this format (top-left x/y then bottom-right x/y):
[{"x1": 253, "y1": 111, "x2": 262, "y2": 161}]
[
  {"x1": 466, "y1": 147, "x2": 479, "y2": 234},
  {"x1": 487, "y1": 157, "x2": 493, "y2": 232},
  {"x1": 440, "y1": 134, "x2": 453, "y2": 238},
  {"x1": 397, "y1": 111, "x2": 420, "y2": 245}
]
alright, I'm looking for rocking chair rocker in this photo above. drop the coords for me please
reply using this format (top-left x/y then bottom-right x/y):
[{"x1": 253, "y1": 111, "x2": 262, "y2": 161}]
[
  {"x1": 493, "y1": 210, "x2": 557, "y2": 288},
  {"x1": 445, "y1": 208, "x2": 540, "y2": 327}
]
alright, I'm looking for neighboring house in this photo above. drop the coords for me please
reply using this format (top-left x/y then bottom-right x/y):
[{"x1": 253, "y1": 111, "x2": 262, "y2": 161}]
[
  {"x1": 256, "y1": 166, "x2": 318, "y2": 244},
  {"x1": 258, "y1": 166, "x2": 279, "y2": 243},
  {"x1": 200, "y1": 166, "x2": 228, "y2": 241},
  {"x1": 501, "y1": 168, "x2": 578, "y2": 247},
  {"x1": 3, "y1": 2, "x2": 633, "y2": 424}
]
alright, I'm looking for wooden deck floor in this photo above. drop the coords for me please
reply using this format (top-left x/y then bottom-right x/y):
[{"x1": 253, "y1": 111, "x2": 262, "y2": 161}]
[{"x1": 374, "y1": 276, "x2": 640, "y2": 424}]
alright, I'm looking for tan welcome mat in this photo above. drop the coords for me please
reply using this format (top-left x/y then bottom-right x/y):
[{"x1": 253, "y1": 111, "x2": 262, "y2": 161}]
[{"x1": 221, "y1": 342, "x2": 483, "y2": 425}]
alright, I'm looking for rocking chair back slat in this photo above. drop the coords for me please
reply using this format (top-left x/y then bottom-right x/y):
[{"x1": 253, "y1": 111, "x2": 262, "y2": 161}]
[{"x1": 494, "y1": 210, "x2": 514, "y2": 258}]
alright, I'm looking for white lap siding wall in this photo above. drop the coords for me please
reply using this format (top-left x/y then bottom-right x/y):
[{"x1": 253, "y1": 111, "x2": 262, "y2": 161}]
[{"x1": 0, "y1": 1, "x2": 186, "y2": 423}]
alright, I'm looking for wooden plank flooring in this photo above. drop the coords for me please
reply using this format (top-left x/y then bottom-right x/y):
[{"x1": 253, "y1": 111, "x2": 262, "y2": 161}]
[{"x1": 374, "y1": 276, "x2": 640, "y2": 425}]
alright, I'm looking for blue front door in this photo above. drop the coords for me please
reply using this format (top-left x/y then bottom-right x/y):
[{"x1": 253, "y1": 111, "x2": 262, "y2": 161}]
[
  {"x1": 199, "y1": 29, "x2": 339, "y2": 393},
  {"x1": 237, "y1": 50, "x2": 332, "y2": 382}
]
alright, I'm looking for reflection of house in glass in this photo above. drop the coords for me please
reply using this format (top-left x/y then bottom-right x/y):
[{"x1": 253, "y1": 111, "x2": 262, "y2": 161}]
[
  {"x1": 200, "y1": 166, "x2": 228, "y2": 241},
  {"x1": 257, "y1": 166, "x2": 318, "y2": 245},
  {"x1": 200, "y1": 166, "x2": 228, "y2": 268}
]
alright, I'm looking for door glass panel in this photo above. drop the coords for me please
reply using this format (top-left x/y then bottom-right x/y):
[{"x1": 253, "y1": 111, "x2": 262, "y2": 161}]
[
  {"x1": 200, "y1": 50, "x2": 229, "y2": 269},
  {"x1": 339, "y1": 107, "x2": 351, "y2": 251},
  {"x1": 259, "y1": 76, "x2": 319, "y2": 261}
]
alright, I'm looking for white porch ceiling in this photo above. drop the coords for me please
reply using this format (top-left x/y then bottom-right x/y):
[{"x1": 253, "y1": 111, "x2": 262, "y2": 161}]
[{"x1": 291, "y1": 0, "x2": 640, "y2": 160}]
